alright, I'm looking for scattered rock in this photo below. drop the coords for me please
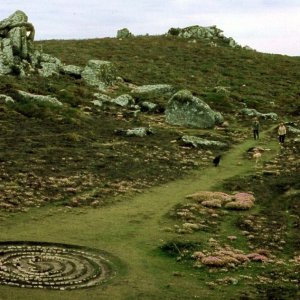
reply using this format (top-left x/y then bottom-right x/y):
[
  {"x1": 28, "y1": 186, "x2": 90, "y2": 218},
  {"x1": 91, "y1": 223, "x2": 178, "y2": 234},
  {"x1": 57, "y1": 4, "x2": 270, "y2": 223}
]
[
  {"x1": 116, "y1": 28, "x2": 134, "y2": 38},
  {"x1": 115, "y1": 127, "x2": 154, "y2": 137},
  {"x1": 81, "y1": 60, "x2": 117, "y2": 89},
  {"x1": 165, "y1": 90, "x2": 223, "y2": 128},
  {"x1": 140, "y1": 101, "x2": 158, "y2": 112},
  {"x1": 131, "y1": 84, "x2": 175, "y2": 97},
  {"x1": 240, "y1": 108, "x2": 278, "y2": 120},
  {"x1": 17, "y1": 90, "x2": 63, "y2": 106},
  {"x1": 90, "y1": 100, "x2": 102, "y2": 107},
  {"x1": 0, "y1": 94, "x2": 14, "y2": 104},
  {"x1": 181, "y1": 135, "x2": 227, "y2": 148},
  {"x1": 94, "y1": 93, "x2": 112, "y2": 102},
  {"x1": 111, "y1": 94, "x2": 135, "y2": 107},
  {"x1": 61, "y1": 64, "x2": 83, "y2": 78},
  {"x1": 287, "y1": 126, "x2": 300, "y2": 134},
  {"x1": 37, "y1": 53, "x2": 63, "y2": 77}
]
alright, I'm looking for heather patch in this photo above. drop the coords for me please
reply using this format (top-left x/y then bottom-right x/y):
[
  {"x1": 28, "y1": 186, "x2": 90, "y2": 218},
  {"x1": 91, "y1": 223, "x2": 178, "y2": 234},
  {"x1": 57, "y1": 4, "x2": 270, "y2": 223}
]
[{"x1": 186, "y1": 191, "x2": 255, "y2": 210}]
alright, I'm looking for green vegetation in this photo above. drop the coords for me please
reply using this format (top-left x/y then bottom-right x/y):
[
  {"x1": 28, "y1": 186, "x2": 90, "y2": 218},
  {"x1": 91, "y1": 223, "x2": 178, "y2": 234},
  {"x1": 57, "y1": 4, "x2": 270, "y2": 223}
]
[
  {"x1": 0, "y1": 35, "x2": 299, "y2": 299},
  {"x1": 38, "y1": 36, "x2": 300, "y2": 114}
]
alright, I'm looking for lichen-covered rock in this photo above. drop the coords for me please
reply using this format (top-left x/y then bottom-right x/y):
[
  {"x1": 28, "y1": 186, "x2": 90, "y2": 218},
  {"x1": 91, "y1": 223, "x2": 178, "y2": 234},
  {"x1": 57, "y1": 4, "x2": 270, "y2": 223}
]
[
  {"x1": 167, "y1": 25, "x2": 240, "y2": 48},
  {"x1": 126, "y1": 127, "x2": 153, "y2": 137},
  {"x1": 94, "y1": 93, "x2": 112, "y2": 102},
  {"x1": 38, "y1": 62, "x2": 60, "y2": 77},
  {"x1": 115, "y1": 127, "x2": 154, "y2": 137},
  {"x1": 0, "y1": 53, "x2": 12, "y2": 75},
  {"x1": 214, "y1": 111, "x2": 224, "y2": 125},
  {"x1": 36, "y1": 53, "x2": 63, "y2": 77},
  {"x1": 227, "y1": 37, "x2": 239, "y2": 48},
  {"x1": 90, "y1": 100, "x2": 102, "y2": 107},
  {"x1": 165, "y1": 90, "x2": 222, "y2": 128},
  {"x1": 0, "y1": 94, "x2": 14, "y2": 103},
  {"x1": 181, "y1": 135, "x2": 227, "y2": 148},
  {"x1": 287, "y1": 126, "x2": 300, "y2": 134},
  {"x1": 240, "y1": 108, "x2": 278, "y2": 120},
  {"x1": 168, "y1": 25, "x2": 224, "y2": 39},
  {"x1": 131, "y1": 84, "x2": 175, "y2": 97},
  {"x1": 0, "y1": 10, "x2": 35, "y2": 75},
  {"x1": 8, "y1": 27, "x2": 29, "y2": 59},
  {"x1": 141, "y1": 101, "x2": 158, "y2": 112},
  {"x1": 116, "y1": 28, "x2": 133, "y2": 38},
  {"x1": 61, "y1": 65, "x2": 83, "y2": 78},
  {"x1": 17, "y1": 90, "x2": 62, "y2": 106},
  {"x1": 111, "y1": 94, "x2": 135, "y2": 107},
  {"x1": 82, "y1": 60, "x2": 117, "y2": 89}
]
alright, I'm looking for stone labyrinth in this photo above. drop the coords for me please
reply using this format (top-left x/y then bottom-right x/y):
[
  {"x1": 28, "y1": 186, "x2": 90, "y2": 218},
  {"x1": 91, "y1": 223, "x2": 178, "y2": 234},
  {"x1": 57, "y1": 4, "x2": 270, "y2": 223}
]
[{"x1": 0, "y1": 241, "x2": 116, "y2": 290}]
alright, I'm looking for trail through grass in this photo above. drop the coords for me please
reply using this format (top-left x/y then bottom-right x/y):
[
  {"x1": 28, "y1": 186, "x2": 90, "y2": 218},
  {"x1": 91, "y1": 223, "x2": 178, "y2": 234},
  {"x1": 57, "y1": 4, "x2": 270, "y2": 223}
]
[{"x1": 0, "y1": 131, "x2": 280, "y2": 300}]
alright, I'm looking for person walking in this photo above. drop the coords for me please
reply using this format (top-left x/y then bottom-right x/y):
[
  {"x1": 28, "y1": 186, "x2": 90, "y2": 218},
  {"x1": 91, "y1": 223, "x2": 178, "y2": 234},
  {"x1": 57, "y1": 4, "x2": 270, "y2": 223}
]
[
  {"x1": 278, "y1": 122, "x2": 287, "y2": 144},
  {"x1": 252, "y1": 118, "x2": 260, "y2": 140}
]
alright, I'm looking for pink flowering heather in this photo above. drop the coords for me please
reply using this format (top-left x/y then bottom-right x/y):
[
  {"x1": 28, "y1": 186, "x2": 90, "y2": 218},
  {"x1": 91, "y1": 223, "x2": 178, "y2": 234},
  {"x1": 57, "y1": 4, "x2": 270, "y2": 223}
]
[
  {"x1": 186, "y1": 191, "x2": 256, "y2": 211},
  {"x1": 201, "y1": 199, "x2": 222, "y2": 208},
  {"x1": 234, "y1": 254, "x2": 250, "y2": 263},
  {"x1": 223, "y1": 192, "x2": 255, "y2": 210},
  {"x1": 247, "y1": 253, "x2": 268, "y2": 262},
  {"x1": 255, "y1": 248, "x2": 271, "y2": 257},
  {"x1": 201, "y1": 256, "x2": 227, "y2": 267},
  {"x1": 192, "y1": 245, "x2": 271, "y2": 268},
  {"x1": 192, "y1": 251, "x2": 205, "y2": 260},
  {"x1": 224, "y1": 199, "x2": 254, "y2": 210},
  {"x1": 220, "y1": 256, "x2": 240, "y2": 265},
  {"x1": 186, "y1": 191, "x2": 232, "y2": 203},
  {"x1": 233, "y1": 192, "x2": 255, "y2": 202}
]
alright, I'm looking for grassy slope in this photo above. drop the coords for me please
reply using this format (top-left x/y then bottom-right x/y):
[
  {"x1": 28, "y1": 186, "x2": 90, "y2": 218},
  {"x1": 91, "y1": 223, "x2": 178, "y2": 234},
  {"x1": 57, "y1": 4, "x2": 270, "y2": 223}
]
[
  {"x1": 0, "y1": 130, "x2": 281, "y2": 300},
  {"x1": 0, "y1": 36, "x2": 299, "y2": 299},
  {"x1": 38, "y1": 36, "x2": 300, "y2": 115}
]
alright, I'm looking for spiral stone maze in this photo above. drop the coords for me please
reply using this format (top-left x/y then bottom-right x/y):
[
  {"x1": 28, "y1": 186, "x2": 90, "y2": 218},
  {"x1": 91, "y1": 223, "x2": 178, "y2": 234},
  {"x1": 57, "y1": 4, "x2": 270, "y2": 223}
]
[{"x1": 0, "y1": 241, "x2": 117, "y2": 290}]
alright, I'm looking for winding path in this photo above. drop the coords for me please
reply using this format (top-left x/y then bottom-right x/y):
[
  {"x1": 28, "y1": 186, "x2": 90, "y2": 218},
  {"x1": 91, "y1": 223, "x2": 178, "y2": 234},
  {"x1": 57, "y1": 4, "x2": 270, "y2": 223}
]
[{"x1": 0, "y1": 131, "x2": 280, "y2": 300}]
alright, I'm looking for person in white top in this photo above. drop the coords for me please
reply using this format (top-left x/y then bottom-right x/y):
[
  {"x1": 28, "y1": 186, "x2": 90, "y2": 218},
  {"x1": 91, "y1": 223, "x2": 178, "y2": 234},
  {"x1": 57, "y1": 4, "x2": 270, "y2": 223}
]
[{"x1": 278, "y1": 123, "x2": 287, "y2": 144}]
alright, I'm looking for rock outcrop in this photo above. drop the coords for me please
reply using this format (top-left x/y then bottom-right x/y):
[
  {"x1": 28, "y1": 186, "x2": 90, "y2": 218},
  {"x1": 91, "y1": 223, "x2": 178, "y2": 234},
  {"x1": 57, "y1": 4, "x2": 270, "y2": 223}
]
[
  {"x1": 0, "y1": 10, "x2": 35, "y2": 76},
  {"x1": 0, "y1": 10, "x2": 64, "y2": 78},
  {"x1": 167, "y1": 25, "x2": 240, "y2": 48},
  {"x1": 117, "y1": 28, "x2": 133, "y2": 39},
  {"x1": 165, "y1": 90, "x2": 223, "y2": 128},
  {"x1": 0, "y1": 11, "x2": 118, "y2": 91}
]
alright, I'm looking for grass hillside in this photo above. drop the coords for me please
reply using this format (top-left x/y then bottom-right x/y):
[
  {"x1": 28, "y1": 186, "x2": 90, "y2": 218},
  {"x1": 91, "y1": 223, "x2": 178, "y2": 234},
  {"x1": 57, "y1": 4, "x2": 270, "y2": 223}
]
[
  {"x1": 0, "y1": 35, "x2": 299, "y2": 299},
  {"x1": 38, "y1": 36, "x2": 300, "y2": 115},
  {"x1": 0, "y1": 34, "x2": 299, "y2": 216}
]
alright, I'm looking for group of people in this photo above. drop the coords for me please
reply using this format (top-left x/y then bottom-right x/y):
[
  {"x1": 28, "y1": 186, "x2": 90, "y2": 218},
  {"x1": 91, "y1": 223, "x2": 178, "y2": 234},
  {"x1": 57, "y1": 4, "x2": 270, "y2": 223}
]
[
  {"x1": 213, "y1": 118, "x2": 288, "y2": 168},
  {"x1": 252, "y1": 118, "x2": 287, "y2": 144}
]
